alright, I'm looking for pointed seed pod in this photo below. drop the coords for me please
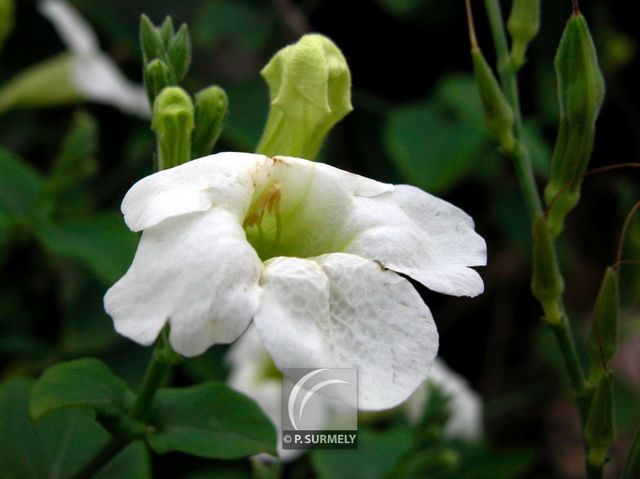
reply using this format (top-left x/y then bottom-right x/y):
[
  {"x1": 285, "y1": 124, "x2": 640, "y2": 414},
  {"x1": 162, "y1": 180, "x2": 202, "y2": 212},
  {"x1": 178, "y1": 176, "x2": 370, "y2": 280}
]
[
  {"x1": 471, "y1": 47, "x2": 515, "y2": 152},
  {"x1": 507, "y1": 0, "x2": 541, "y2": 70},
  {"x1": 585, "y1": 372, "x2": 615, "y2": 467},
  {"x1": 544, "y1": 12, "x2": 605, "y2": 236},
  {"x1": 587, "y1": 267, "x2": 619, "y2": 385}
]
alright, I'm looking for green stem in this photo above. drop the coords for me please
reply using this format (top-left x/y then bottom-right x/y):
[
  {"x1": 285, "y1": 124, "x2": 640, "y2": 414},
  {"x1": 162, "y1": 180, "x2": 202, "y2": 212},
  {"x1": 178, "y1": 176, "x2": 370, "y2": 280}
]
[
  {"x1": 483, "y1": 0, "x2": 542, "y2": 218},
  {"x1": 509, "y1": 141, "x2": 543, "y2": 218},
  {"x1": 549, "y1": 316, "x2": 588, "y2": 417},
  {"x1": 130, "y1": 342, "x2": 172, "y2": 422},
  {"x1": 483, "y1": 0, "x2": 522, "y2": 134},
  {"x1": 69, "y1": 437, "x2": 127, "y2": 479}
]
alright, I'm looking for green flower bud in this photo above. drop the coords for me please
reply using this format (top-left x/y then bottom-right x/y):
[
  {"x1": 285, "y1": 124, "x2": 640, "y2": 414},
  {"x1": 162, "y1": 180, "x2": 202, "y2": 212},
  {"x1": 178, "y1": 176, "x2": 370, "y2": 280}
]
[
  {"x1": 152, "y1": 87, "x2": 194, "y2": 170},
  {"x1": 159, "y1": 16, "x2": 175, "y2": 49},
  {"x1": 471, "y1": 47, "x2": 515, "y2": 152},
  {"x1": 256, "y1": 34, "x2": 352, "y2": 159},
  {"x1": 531, "y1": 214, "x2": 564, "y2": 325},
  {"x1": 544, "y1": 12, "x2": 605, "y2": 236},
  {"x1": 585, "y1": 372, "x2": 615, "y2": 467},
  {"x1": 587, "y1": 267, "x2": 619, "y2": 385},
  {"x1": 0, "y1": 54, "x2": 81, "y2": 115},
  {"x1": 140, "y1": 14, "x2": 165, "y2": 62},
  {"x1": 168, "y1": 24, "x2": 192, "y2": 82},
  {"x1": 192, "y1": 85, "x2": 228, "y2": 159},
  {"x1": 507, "y1": 0, "x2": 540, "y2": 70},
  {"x1": 0, "y1": 0, "x2": 14, "y2": 52},
  {"x1": 144, "y1": 58, "x2": 176, "y2": 106}
]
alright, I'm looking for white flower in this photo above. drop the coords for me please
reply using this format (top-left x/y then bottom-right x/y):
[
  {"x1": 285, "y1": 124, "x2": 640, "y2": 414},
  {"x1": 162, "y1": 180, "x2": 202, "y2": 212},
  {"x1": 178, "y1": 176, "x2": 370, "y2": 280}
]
[
  {"x1": 405, "y1": 359, "x2": 483, "y2": 440},
  {"x1": 226, "y1": 326, "x2": 331, "y2": 461},
  {"x1": 39, "y1": 0, "x2": 150, "y2": 118},
  {"x1": 104, "y1": 152, "x2": 486, "y2": 410}
]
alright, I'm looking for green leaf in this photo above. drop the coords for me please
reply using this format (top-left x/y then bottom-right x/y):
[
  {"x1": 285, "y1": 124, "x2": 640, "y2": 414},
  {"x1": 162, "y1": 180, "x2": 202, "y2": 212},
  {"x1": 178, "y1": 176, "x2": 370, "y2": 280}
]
[
  {"x1": 30, "y1": 358, "x2": 132, "y2": 422},
  {"x1": 147, "y1": 382, "x2": 277, "y2": 459},
  {"x1": 385, "y1": 101, "x2": 486, "y2": 193},
  {"x1": 0, "y1": 147, "x2": 43, "y2": 217},
  {"x1": 45, "y1": 111, "x2": 99, "y2": 198},
  {"x1": 0, "y1": 377, "x2": 108, "y2": 479},
  {"x1": 193, "y1": 1, "x2": 272, "y2": 52},
  {"x1": 35, "y1": 211, "x2": 137, "y2": 284},
  {"x1": 454, "y1": 443, "x2": 536, "y2": 479},
  {"x1": 94, "y1": 441, "x2": 151, "y2": 479},
  {"x1": 312, "y1": 428, "x2": 413, "y2": 479}
]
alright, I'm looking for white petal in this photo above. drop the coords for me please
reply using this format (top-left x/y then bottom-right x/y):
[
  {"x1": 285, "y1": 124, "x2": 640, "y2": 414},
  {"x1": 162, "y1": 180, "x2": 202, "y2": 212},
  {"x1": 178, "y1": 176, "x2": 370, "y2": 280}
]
[
  {"x1": 406, "y1": 359, "x2": 483, "y2": 440},
  {"x1": 253, "y1": 253, "x2": 438, "y2": 410},
  {"x1": 121, "y1": 153, "x2": 267, "y2": 232},
  {"x1": 104, "y1": 208, "x2": 262, "y2": 356},
  {"x1": 344, "y1": 184, "x2": 487, "y2": 297},
  {"x1": 226, "y1": 327, "x2": 325, "y2": 462},
  {"x1": 39, "y1": 0, "x2": 98, "y2": 55},
  {"x1": 71, "y1": 56, "x2": 150, "y2": 118}
]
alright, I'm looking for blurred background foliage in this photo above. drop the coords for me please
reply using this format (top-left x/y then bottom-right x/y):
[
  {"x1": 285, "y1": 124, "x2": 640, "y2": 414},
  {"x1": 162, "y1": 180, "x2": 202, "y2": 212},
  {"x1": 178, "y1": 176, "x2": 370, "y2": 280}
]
[{"x1": 1, "y1": 0, "x2": 639, "y2": 478}]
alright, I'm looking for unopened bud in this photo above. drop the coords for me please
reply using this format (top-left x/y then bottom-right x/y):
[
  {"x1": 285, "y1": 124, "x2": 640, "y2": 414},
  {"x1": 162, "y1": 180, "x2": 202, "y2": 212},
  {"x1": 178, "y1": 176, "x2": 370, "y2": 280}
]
[
  {"x1": 587, "y1": 267, "x2": 619, "y2": 385},
  {"x1": 531, "y1": 214, "x2": 564, "y2": 324},
  {"x1": 471, "y1": 47, "x2": 515, "y2": 152},
  {"x1": 159, "y1": 16, "x2": 174, "y2": 48},
  {"x1": 256, "y1": 34, "x2": 352, "y2": 159},
  {"x1": 585, "y1": 372, "x2": 615, "y2": 467},
  {"x1": 140, "y1": 14, "x2": 165, "y2": 62},
  {"x1": 144, "y1": 59, "x2": 176, "y2": 106},
  {"x1": 192, "y1": 85, "x2": 228, "y2": 158},
  {"x1": 507, "y1": 0, "x2": 540, "y2": 70},
  {"x1": 168, "y1": 24, "x2": 192, "y2": 82},
  {"x1": 152, "y1": 87, "x2": 194, "y2": 170},
  {"x1": 544, "y1": 12, "x2": 605, "y2": 236}
]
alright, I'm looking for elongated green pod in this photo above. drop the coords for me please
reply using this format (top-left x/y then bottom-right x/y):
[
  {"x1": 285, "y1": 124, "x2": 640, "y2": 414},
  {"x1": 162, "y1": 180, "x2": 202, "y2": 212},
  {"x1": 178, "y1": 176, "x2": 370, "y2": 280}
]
[
  {"x1": 140, "y1": 14, "x2": 165, "y2": 62},
  {"x1": 471, "y1": 47, "x2": 515, "y2": 152},
  {"x1": 585, "y1": 372, "x2": 615, "y2": 467},
  {"x1": 507, "y1": 0, "x2": 541, "y2": 70},
  {"x1": 531, "y1": 214, "x2": 564, "y2": 324},
  {"x1": 544, "y1": 12, "x2": 605, "y2": 236},
  {"x1": 587, "y1": 267, "x2": 619, "y2": 385},
  {"x1": 168, "y1": 24, "x2": 192, "y2": 82}
]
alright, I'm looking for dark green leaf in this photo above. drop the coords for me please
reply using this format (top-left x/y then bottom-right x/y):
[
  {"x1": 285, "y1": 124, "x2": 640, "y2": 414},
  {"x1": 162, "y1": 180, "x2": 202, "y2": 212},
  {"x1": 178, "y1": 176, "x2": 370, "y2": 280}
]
[
  {"x1": 312, "y1": 428, "x2": 413, "y2": 479},
  {"x1": 45, "y1": 111, "x2": 99, "y2": 198},
  {"x1": 385, "y1": 102, "x2": 486, "y2": 193},
  {"x1": 193, "y1": 1, "x2": 272, "y2": 52},
  {"x1": 35, "y1": 211, "x2": 137, "y2": 284},
  {"x1": 0, "y1": 377, "x2": 109, "y2": 479},
  {"x1": 0, "y1": 147, "x2": 43, "y2": 217},
  {"x1": 94, "y1": 441, "x2": 151, "y2": 479},
  {"x1": 454, "y1": 443, "x2": 535, "y2": 479},
  {"x1": 30, "y1": 358, "x2": 132, "y2": 421},
  {"x1": 147, "y1": 382, "x2": 277, "y2": 459}
]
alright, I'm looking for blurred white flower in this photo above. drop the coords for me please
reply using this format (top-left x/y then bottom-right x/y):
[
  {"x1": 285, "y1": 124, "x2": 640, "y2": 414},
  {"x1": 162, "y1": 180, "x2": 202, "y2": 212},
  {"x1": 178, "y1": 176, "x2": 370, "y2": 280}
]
[
  {"x1": 38, "y1": 0, "x2": 149, "y2": 117},
  {"x1": 405, "y1": 359, "x2": 483, "y2": 440},
  {"x1": 105, "y1": 152, "x2": 486, "y2": 410}
]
